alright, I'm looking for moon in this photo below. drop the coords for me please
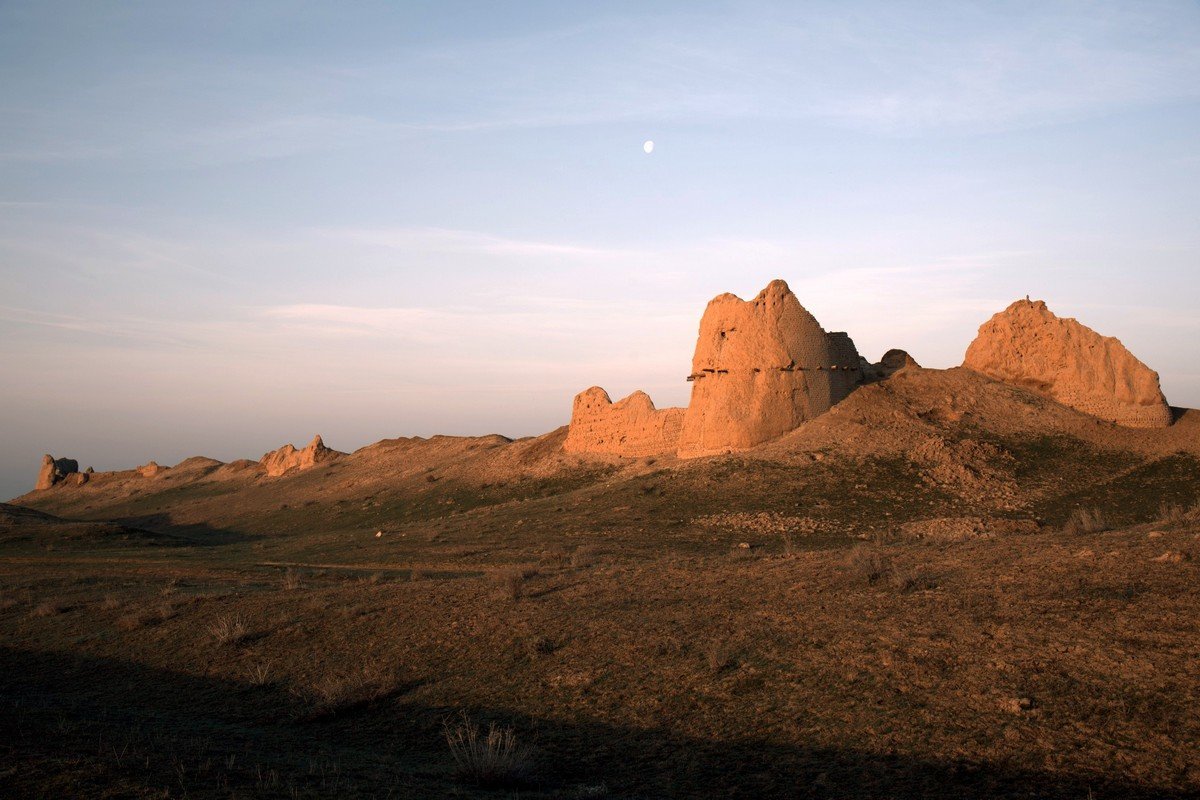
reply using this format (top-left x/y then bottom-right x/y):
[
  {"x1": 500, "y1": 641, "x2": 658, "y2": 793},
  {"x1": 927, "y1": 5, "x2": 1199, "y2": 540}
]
[{"x1": 643, "y1": 140, "x2": 654, "y2": 154}]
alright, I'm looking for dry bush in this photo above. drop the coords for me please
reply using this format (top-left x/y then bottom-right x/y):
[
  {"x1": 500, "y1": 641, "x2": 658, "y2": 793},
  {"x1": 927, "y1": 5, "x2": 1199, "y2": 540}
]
[
  {"x1": 493, "y1": 566, "x2": 538, "y2": 601},
  {"x1": 570, "y1": 545, "x2": 600, "y2": 569},
  {"x1": 296, "y1": 660, "x2": 398, "y2": 718},
  {"x1": 1157, "y1": 501, "x2": 1187, "y2": 525},
  {"x1": 410, "y1": 567, "x2": 427, "y2": 582},
  {"x1": 118, "y1": 609, "x2": 159, "y2": 630},
  {"x1": 32, "y1": 599, "x2": 67, "y2": 617},
  {"x1": 157, "y1": 601, "x2": 178, "y2": 622},
  {"x1": 208, "y1": 614, "x2": 249, "y2": 646},
  {"x1": 281, "y1": 569, "x2": 303, "y2": 591},
  {"x1": 0, "y1": 597, "x2": 18, "y2": 612},
  {"x1": 525, "y1": 635, "x2": 557, "y2": 659},
  {"x1": 890, "y1": 566, "x2": 939, "y2": 593},
  {"x1": 443, "y1": 712, "x2": 533, "y2": 788},
  {"x1": 100, "y1": 594, "x2": 121, "y2": 610},
  {"x1": 1062, "y1": 507, "x2": 1109, "y2": 535},
  {"x1": 539, "y1": 544, "x2": 571, "y2": 569},
  {"x1": 248, "y1": 661, "x2": 273, "y2": 687},
  {"x1": 845, "y1": 545, "x2": 893, "y2": 585},
  {"x1": 706, "y1": 639, "x2": 735, "y2": 674},
  {"x1": 160, "y1": 578, "x2": 179, "y2": 597}
]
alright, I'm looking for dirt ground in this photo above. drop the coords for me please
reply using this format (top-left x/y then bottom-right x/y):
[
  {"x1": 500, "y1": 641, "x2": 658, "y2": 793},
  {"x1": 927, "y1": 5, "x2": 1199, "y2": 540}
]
[{"x1": 3, "y1": 368, "x2": 1199, "y2": 798}]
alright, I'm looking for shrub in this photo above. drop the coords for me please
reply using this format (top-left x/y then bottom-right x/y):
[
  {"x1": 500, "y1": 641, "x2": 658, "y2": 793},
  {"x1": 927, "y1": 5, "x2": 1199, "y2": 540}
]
[
  {"x1": 1062, "y1": 507, "x2": 1109, "y2": 535},
  {"x1": 845, "y1": 545, "x2": 892, "y2": 585},
  {"x1": 570, "y1": 545, "x2": 600, "y2": 569},
  {"x1": 890, "y1": 566, "x2": 938, "y2": 593},
  {"x1": 0, "y1": 597, "x2": 18, "y2": 612},
  {"x1": 282, "y1": 569, "x2": 303, "y2": 591},
  {"x1": 706, "y1": 639, "x2": 735, "y2": 674},
  {"x1": 443, "y1": 712, "x2": 533, "y2": 788},
  {"x1": 493, "y1": 566, "x2": 538, "y2": 601},
  {"x1": 296, "y1": 660, "x2": 398, "y2": 718},
  {"x1": 208, "y1": 614, "x2": 249, "y2": 645},
  {"x1": 32, "y1": 600, "x2": 67, "y2": 617},
  {"x1": 539, "y1": 544, "x2": 570, "y2": 569},
  {"x1": 248, "y1": 662, "x2": 273, "y2": 687},
  {"x1": 1157, "y1": 501, "x2": 1187, "y2": 525},
  {"x1": 118, "y1": 610, "x2": 159, "y2": 630},
  {"x1": 100, "y1": 594, "x2": 121, "y2": 610}
]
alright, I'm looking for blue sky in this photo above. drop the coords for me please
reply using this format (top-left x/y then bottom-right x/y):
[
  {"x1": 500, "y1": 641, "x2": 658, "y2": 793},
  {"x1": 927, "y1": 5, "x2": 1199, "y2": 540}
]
[{"x1": 2, "y1": 1, "x2": 1199, "y2": 498}]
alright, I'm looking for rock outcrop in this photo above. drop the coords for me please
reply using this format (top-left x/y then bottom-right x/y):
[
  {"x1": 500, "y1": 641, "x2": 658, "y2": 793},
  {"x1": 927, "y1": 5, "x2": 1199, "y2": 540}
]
[
  {"x1": 35, "y1": 455, "x2": 79, "y2": 491},
  {"x1": 260, "y1": 435, "x2": 342, "y2": 477},
  {"x1": 963, "y1": 299, "x2": 1171, "y2": 428},
  {"x1": 563, "y1": 387, "x2": 684, "y2": 457},
  {"x1": 677, "y1": 280, "x2": 862, "y2": 458}
]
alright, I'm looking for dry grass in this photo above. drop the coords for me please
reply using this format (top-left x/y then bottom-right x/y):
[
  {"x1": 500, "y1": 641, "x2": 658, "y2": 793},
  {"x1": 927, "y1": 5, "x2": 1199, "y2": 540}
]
[
  {"x1": 207, "y1": 614, "x2": 249, "y2": 646},
  {"x1": 890, "y1": 566, "x2": 939, "y2": 593},
  {"x1": 1062, "y1": 506, "x2": 1110, "y2": 535},
  {"x1": 539, "y1": 544, "x2": 571, "y2": 569},
  {"x1": 281, "y1": 568, "x2": 303, "y2": 591},
  {"x1": 117, "y1": 609, "x2": 158, "y2": 630},
  {"x1": 1156, "y1": 501, "x2": 1185, "y2": 525},
  {"x1": 570, "y1": 545, "x2": 600, "y2": 569},
  {"x1": 247, "y1": 662, "x2": 273, "y2": 687},
  {"x1": 845, "y1": 545, "x2": 893, "y2": 585},
  {"x1": 706, "y1": 638, "x2": 735, "y2": 674},
  {"x1": 32, "y1": 599, "x2": 68, "y2": 617},
  {"x1": 493, "y1": 565, "x2": 538, "y2": 601},
  {"x1": 295, "y1": 660, "x2": 398, "y2": 719},
  {"x1": 100, "y1": 594, "x2": 121, "y2": 611},
  {"x1": 443, "y1": 712, "x2": 533, "y2": 788},
  {"x1": 0, "y1": 596, "x2": 17, "y2": 612}
]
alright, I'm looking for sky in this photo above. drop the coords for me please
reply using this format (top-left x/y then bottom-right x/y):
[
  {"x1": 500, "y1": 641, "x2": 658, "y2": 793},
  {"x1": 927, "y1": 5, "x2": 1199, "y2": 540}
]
[{"x1": 2, "y1": 0, "x2": 1199, "y2": 499}]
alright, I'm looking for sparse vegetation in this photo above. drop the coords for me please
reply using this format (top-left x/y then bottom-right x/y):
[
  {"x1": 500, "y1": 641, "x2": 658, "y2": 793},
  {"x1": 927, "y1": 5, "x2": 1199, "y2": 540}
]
[
  {"x1": 706, "y1": 638, "x2": 735, "y2": 674},
  {"x1": 845, "y1": 544, "x2": 893, "y2": 585},
  {"x1": 295, "y1": 660, "x2": 399, "y2": 719},
  {"x1": 32, "y1": 599, "x2": 67, "y2": 617},
  {"x1": 100, "y1": 593, "x2": 121, "y2": 610},
  {"x1": 1063, "y1": 507, "x2": 1110, "y2": 535},
  {"x1": 207, "y1": 614, "x2": 248, "y2": 646},
  {"x1": 443, "y1": 712, "x2": 533, "y2": 788},
  {"x1": 493, "y1": 565, "x2": 538, "y2": 601},
  {"x1": 281, "y1": 568, "x2": 303, "y2": 590},
  {"x1": 570, "y1": 545, "x2": 599, "y2": 568}
]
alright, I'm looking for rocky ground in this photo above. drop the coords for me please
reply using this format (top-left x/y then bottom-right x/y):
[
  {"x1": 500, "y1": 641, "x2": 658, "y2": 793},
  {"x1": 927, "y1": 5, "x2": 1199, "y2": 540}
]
[{"x1": 2, "y1": 368, "x2": 1198, "y2": 798}]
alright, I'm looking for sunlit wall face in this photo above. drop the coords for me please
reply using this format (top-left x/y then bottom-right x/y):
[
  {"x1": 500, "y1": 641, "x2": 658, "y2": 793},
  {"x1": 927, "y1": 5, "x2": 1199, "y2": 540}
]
[{"x1": 2, "y1": 1, "x2": 1199, "y2": 498}]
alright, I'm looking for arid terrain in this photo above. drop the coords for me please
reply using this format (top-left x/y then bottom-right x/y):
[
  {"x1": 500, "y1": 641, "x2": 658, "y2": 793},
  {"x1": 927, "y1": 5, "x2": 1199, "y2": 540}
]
[{"x1": 3, "y1": 366, "x2": 1199, "y2": 798}]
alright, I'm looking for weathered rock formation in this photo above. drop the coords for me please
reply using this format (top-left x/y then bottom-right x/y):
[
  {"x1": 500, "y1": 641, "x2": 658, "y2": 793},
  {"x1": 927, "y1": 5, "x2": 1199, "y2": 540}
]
[
  {"x1": 563, "y1": 387, "x2": 684, "y2": 457},
  {"x1": 963, "y1": 299, "x2": 1171, "y2": 428},
  {"x1": 677, "y1": 280, "x2": 863, "y2": 458},
  {"x1": 35, "y1": 455, "x2": 79, "y2": 490},
  {"x1": 260, "y1": 434, "x2": 342, "y2": 477}
]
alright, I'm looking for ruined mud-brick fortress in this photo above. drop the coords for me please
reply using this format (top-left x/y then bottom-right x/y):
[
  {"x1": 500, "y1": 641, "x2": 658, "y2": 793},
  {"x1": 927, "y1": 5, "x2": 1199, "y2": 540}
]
[{"x1": 564, "y1": 279, "x2": 1173, "y2": 459}]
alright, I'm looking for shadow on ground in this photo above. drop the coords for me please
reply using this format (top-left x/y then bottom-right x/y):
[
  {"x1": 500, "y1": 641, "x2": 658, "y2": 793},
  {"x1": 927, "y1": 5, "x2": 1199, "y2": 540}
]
[{"x1": 0, "y1": 646, "x2": 1185, "y2": 799}]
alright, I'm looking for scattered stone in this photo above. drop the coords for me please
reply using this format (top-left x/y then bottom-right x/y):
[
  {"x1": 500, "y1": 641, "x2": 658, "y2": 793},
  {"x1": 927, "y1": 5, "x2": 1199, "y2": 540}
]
[
  {"x1": 1152, "y1": 551, "x2": 1188, "y2": 564},
  {"x1": 1075, "y1": 548, "x2": 1095, "y2": 558},
  {"x1": 1148, "y1": 531, "x2": 1164, "y2": 539},
  {"x1": 963, "y1": 298, "x2": 1171, "y2": 428}
]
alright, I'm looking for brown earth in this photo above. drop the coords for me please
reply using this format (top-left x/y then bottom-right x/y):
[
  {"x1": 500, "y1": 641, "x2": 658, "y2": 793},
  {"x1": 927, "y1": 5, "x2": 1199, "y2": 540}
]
[{"x1": 2, "y1": 367, "x2": 1199, "y2": 798}]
